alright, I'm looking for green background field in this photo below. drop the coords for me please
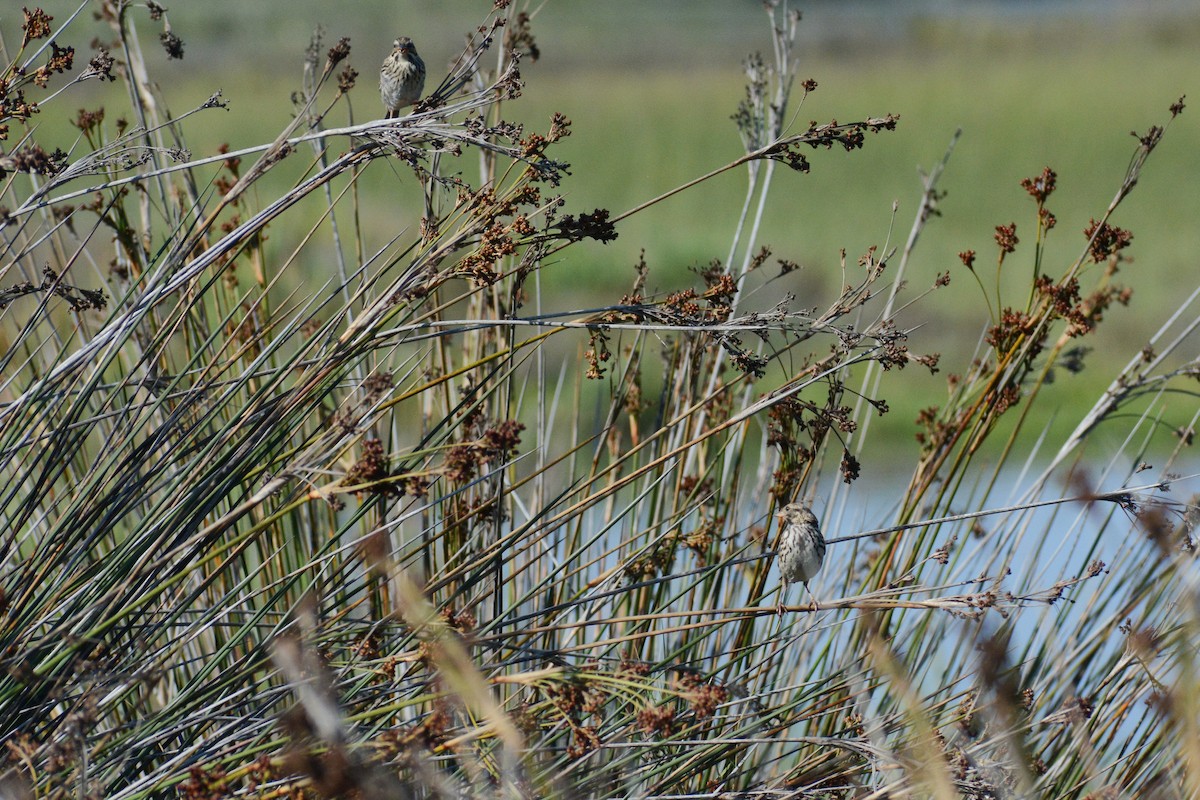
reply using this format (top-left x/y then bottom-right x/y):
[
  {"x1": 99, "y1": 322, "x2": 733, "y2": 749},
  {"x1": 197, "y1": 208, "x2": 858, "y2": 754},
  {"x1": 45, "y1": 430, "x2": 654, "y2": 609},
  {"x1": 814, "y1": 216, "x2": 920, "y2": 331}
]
[{"x1": 32, "y1": 1, "x2": 1200, "y2": 448}]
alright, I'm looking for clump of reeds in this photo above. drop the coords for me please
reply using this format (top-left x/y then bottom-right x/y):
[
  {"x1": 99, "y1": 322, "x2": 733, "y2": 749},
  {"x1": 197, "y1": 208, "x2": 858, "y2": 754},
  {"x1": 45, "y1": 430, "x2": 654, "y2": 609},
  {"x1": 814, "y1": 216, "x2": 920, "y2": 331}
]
[{"x1": 0, "y1": 2, "x2": 1196, "y2": 799}]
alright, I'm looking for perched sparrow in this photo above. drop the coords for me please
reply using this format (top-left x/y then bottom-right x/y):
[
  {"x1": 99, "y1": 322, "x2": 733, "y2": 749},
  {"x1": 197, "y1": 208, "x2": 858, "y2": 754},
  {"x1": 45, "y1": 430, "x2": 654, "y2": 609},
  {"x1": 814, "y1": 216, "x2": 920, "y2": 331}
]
[
  {"x1": 380, "y1": 36, "x2": 426, "y2": 118},
  {"x1": 775, "y1": 503, "x2": 827, "y2": 614}
]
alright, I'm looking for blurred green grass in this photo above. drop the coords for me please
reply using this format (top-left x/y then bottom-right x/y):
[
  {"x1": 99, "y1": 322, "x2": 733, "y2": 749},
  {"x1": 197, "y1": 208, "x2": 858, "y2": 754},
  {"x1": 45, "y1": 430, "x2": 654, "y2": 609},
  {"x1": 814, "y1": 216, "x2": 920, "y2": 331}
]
[
  {"x1": 494, "y1": 16, "x2": 1198, "y2": 451},
  {"x1": 44, "y1": 3, "x2": 1200, "y2": 449}
]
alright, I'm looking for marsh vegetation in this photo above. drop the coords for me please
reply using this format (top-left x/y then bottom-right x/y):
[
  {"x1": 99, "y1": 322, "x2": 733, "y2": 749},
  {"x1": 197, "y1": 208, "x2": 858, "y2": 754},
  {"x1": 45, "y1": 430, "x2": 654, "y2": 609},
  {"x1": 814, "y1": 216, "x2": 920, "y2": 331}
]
[{"x1": 1, "y1": 3, "x2": 1197, "y2": 798}]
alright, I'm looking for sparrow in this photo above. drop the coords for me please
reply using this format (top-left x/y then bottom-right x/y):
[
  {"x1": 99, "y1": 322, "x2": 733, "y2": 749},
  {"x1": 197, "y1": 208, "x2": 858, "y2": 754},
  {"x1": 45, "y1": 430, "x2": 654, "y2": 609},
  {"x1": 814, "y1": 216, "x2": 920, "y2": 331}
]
[
  {"x1": 776, "y1": 503, "x2": 826, "y2": 614},
  {"x1": 380, "y1": 36, "x2": 426, "y2": 118}
]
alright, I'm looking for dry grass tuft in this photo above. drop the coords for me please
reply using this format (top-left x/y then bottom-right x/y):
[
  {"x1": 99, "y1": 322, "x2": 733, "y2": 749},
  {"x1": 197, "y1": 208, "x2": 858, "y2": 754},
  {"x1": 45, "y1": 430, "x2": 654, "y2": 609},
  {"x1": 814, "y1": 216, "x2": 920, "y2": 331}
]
[{"x1": 0, "y1": 3, "x2": 1197, "y2": 798}]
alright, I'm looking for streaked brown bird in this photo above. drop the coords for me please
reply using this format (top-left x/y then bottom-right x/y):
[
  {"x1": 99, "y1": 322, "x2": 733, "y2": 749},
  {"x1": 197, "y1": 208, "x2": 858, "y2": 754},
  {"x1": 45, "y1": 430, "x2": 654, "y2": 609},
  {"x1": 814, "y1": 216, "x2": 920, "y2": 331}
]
[
  {"x1": 380, "y1": 36, "x2": 426, "y2": 118},
  {"x1": 775, "y1": 503, "x2": 827, "y2": 614}
]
